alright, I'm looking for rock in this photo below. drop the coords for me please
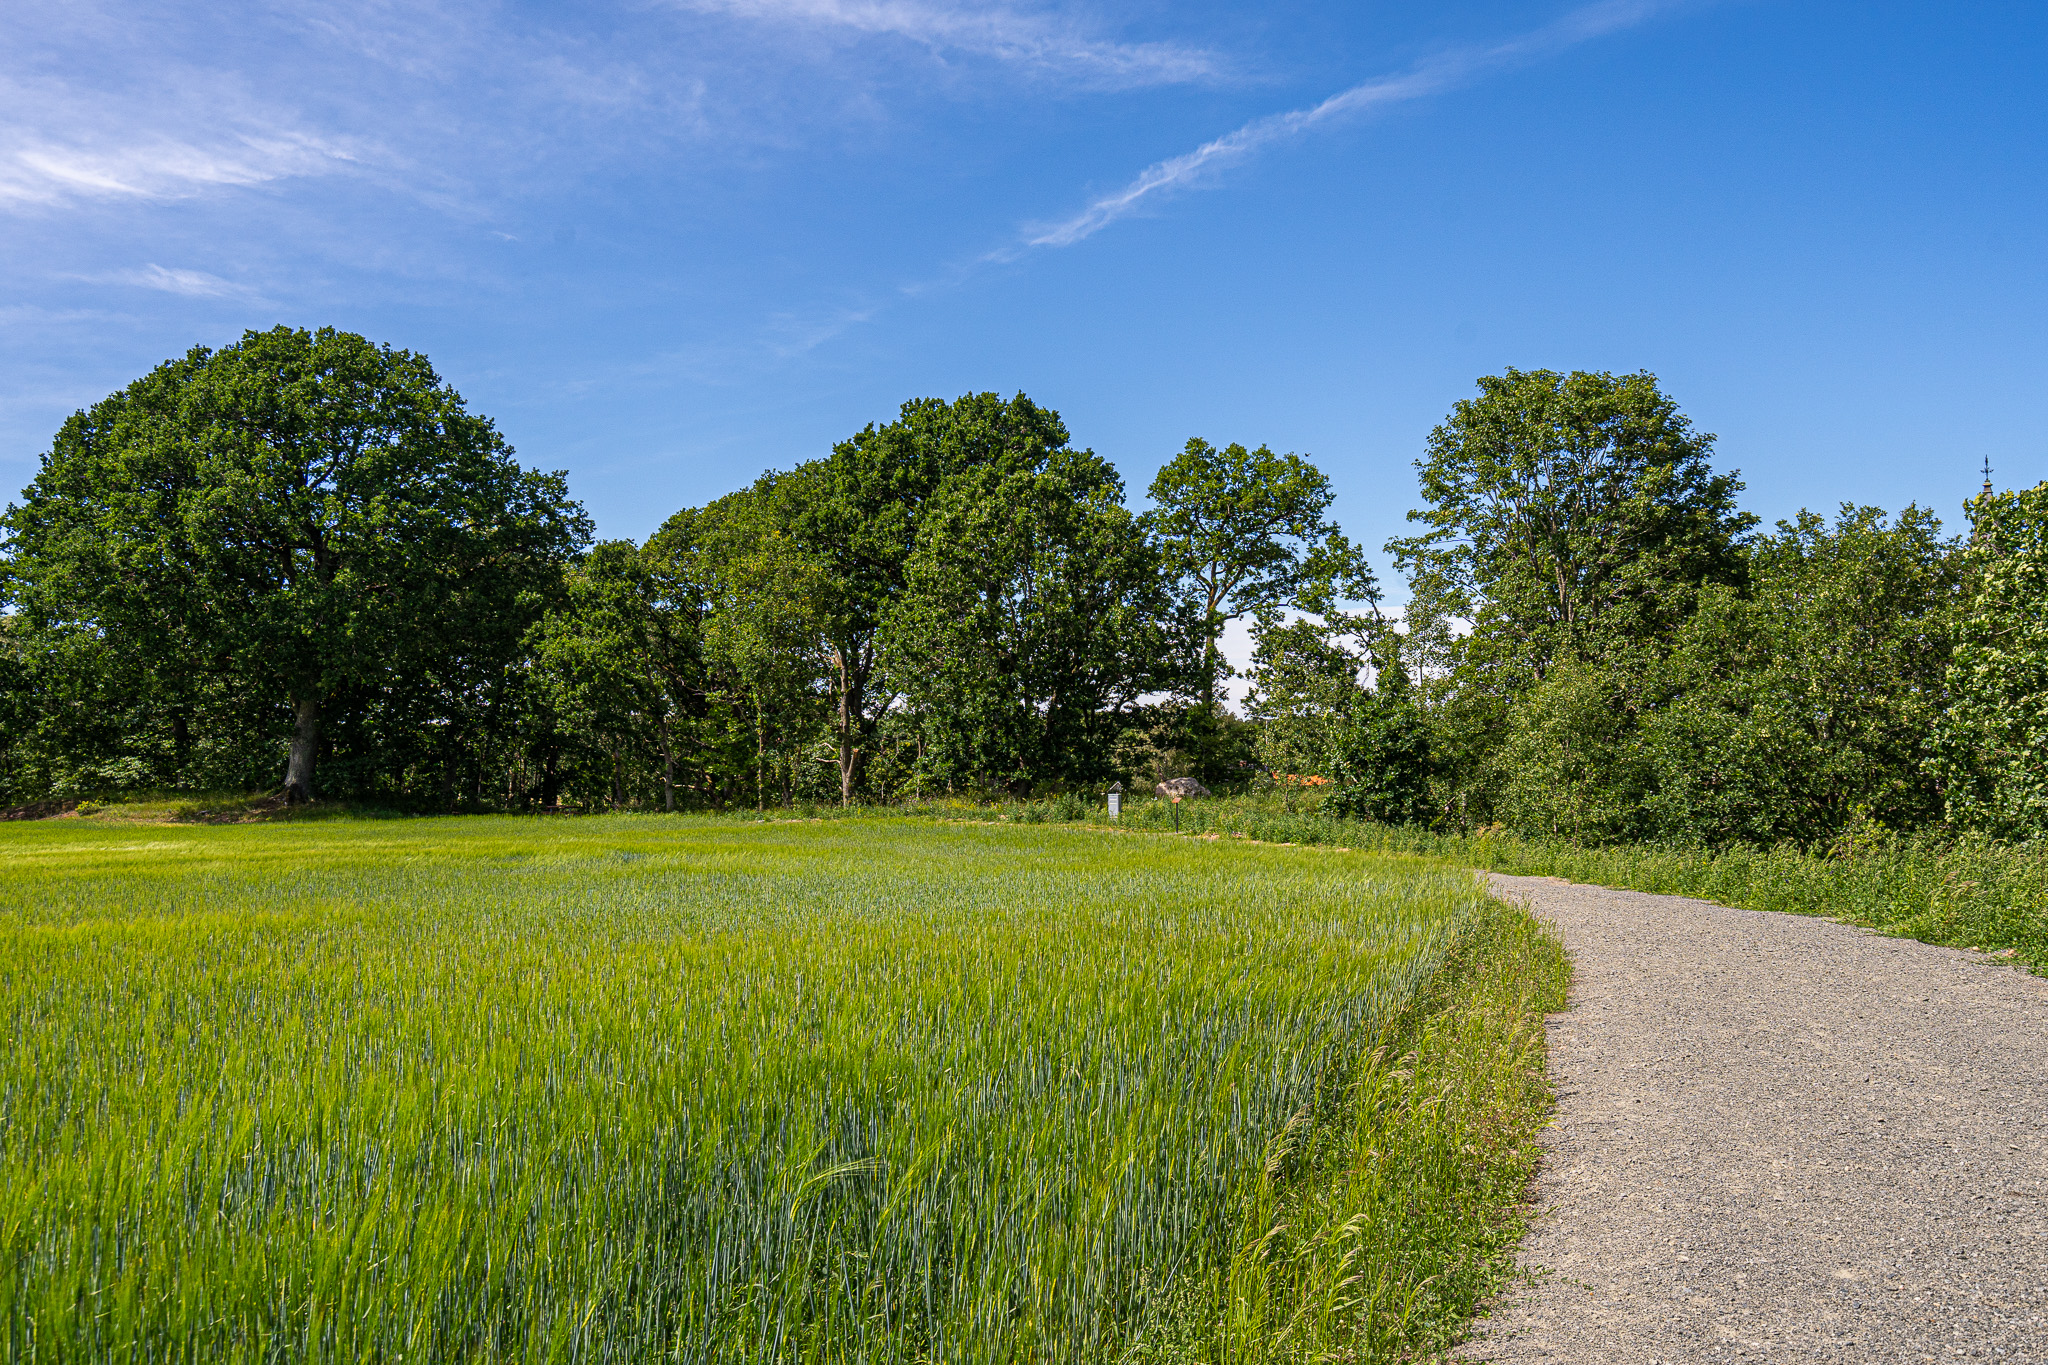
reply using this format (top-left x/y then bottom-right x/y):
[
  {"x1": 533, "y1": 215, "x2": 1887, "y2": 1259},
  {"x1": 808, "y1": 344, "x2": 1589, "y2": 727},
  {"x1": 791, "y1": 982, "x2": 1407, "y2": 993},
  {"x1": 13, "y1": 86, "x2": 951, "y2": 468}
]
[{"x1": 1154, "y1": 778, "x2": 1211, "y2": 799}]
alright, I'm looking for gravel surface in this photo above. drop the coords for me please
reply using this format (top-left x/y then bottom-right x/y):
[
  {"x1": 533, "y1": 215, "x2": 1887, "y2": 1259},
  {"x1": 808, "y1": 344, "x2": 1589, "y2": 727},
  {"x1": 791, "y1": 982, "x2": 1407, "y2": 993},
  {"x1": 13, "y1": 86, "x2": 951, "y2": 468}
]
[{"x1": 1465, "y1": 874, "x2": 2048, "y2": 1365}]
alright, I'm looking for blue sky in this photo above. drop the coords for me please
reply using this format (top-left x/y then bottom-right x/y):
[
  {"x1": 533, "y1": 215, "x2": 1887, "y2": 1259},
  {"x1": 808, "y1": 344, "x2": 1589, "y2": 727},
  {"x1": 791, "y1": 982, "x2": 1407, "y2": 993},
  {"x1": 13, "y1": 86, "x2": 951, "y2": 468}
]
[{"x1": 5, "y1": 0, "x2": 2044, "y2": 602}]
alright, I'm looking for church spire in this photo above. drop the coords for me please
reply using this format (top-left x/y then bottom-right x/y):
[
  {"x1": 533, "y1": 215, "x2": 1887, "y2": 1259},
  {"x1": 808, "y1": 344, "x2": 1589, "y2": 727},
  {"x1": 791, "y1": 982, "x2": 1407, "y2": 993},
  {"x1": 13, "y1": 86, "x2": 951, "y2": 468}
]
[{"x1": 1972, "y1": 457, "x2": 1996, "y2": 546}]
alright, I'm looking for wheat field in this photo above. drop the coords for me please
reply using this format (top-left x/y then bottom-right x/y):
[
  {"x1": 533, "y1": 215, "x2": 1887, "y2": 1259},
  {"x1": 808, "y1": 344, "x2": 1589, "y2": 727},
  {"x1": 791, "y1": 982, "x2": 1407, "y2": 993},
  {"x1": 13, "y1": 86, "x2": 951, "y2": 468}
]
[{"x1": 0, "y1": 814, "x2": 1523, "y2": 1363}]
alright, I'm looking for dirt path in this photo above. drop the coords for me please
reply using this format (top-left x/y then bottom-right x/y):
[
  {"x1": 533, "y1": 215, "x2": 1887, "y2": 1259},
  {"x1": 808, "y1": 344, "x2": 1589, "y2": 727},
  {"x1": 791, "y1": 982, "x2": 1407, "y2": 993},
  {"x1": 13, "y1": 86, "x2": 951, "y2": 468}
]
[{"x1": 1466, "y1": 875, "x2": 2048, "y2": 1364}]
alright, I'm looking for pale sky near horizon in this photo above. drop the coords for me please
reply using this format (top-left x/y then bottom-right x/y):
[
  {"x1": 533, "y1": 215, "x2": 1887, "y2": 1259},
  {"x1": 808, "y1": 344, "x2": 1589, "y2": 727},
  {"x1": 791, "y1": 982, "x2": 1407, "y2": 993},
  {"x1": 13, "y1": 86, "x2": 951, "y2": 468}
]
[{"x1": 5, "y1": 0, "x2": 2044, "y2": 653}]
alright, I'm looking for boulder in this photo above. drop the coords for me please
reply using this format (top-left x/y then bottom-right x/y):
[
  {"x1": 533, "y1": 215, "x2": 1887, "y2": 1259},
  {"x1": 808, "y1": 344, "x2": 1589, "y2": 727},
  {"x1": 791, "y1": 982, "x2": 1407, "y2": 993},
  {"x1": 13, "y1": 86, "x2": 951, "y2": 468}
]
[{"x1": 1155, "y1": 777, "x2": 1211, "y2": 800}]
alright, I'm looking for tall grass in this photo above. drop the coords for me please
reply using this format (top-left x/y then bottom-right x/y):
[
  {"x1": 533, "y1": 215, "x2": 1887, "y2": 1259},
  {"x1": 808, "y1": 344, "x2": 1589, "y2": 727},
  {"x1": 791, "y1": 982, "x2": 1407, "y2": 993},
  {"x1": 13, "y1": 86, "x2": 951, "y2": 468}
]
[
  {"x1": 0, "y1": 815, "x2": 1555, "y2": 1362},
  {"x1": 1135, "y1": 900, "x2": 1568, "y2": 1362},
  {"x1": 1035, "y1": 793, "x2": 2048, "y2": 975},
  {"x1": 1470, "y1": 830, "x2": 2048, "y2": 969}
]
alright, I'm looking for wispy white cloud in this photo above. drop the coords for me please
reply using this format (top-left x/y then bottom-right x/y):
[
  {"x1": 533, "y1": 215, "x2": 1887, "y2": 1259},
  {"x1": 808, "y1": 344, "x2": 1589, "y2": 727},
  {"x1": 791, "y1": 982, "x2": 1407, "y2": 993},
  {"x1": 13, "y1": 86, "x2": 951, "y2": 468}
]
[
  {"x1": 759, "y1": 303, "x2": 881, "y2": 359},
  {"x1": 641, "y1": 0, "x2": 1687, "y2": 375},
  {"x1": 87, "y1": 264, "x2": 262, "y2": 299},
  {"x1": 1014, "y1": 0, "x2": 1676, "y2": 251},
  {"x1": 0, "y1": 130, "x2": 356, "y2": 209},
  {"x1": 671, "y1": 0, "x2": 1217, "y2": 87},
  {"x1": 0, "y1": 304, "x2": 132, "y2": 326},
  {"x1": 0, "y1": 0, "x2": 700, "y2": 224},
  {"x1": 0, "y1": 0, "x2": 1193, "y2": 233}
]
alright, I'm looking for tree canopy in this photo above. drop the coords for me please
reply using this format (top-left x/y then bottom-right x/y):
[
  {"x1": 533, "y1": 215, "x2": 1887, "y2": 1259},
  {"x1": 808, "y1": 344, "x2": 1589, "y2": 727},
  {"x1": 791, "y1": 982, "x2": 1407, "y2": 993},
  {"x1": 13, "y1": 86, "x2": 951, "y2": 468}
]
[
  {"x1": 1929, "y1": 484, "x2": 2048, "y2": 840},
  {"x1": 774, "y1": 392, "x2": 1077, "y2": 803},
  {"x1": 1147, "y1": 439, "x2": 1373, "y2": 710},
  {"x1": 7, "y1": 337, "x2": 2044, "y2": 855},
  {"x1": 1389, "y1": 368, "x2": 1754, "y2": 691},
  {"x1": 4, "y1": 326, "x2": 590, "y2": 801},
  {"x1": 886, "y1": 447, "x2": 1177, "y2": 789}
]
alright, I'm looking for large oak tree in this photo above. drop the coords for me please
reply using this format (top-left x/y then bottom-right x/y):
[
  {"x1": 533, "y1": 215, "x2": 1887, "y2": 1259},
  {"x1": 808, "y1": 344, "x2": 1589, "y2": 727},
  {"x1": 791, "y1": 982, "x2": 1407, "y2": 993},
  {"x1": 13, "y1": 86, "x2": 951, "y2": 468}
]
[{"x1": 5, "y1": 327, "x2": 589, "y2": 802}]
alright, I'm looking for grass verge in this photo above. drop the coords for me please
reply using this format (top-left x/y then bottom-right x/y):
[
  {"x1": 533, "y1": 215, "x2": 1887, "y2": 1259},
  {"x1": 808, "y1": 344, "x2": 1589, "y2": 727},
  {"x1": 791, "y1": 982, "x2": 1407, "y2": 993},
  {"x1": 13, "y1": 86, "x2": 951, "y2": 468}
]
[
  {"x1": 1460, "y1": 832, "x2": 2047, "y2": 973},
  {"x1": 1004, "y1": 795, "x2": 2046, "y2": 976},
  {"x1": 1135, "y1": 897, "x2": 1570, "y2": 1363}
]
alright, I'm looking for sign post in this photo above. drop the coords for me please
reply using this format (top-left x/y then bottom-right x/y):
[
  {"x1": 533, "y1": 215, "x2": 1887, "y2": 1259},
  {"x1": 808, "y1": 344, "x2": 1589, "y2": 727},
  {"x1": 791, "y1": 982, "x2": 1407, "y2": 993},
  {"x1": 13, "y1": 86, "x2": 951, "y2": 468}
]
[
  {"x1": 1152, "y1": 777, "x2": 1206, "y2": 832},
  {"x1": 1106, "y1": 781, "x2": 1123, "y2": 820}
]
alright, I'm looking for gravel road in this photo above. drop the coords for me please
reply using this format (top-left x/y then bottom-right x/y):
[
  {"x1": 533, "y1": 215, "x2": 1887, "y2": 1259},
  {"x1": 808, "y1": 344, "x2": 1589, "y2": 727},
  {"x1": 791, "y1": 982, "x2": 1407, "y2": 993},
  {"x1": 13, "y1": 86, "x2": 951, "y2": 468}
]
[{"x1": 1465, "y1": 874, "x2": 2048, "y2": 1365}]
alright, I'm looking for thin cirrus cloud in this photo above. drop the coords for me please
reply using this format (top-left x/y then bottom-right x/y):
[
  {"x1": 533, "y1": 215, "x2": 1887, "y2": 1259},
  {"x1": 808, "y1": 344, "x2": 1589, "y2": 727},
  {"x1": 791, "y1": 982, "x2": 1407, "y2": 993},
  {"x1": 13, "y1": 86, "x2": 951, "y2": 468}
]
[
  {"x1": 655, "y1": 0, "x2": 1688, "y2": 376},
  {"x1": 2, "y1": 0, "x2": 1206, "y2": 230},
  {"x1": 0, "y1": 0, "x2": 369, "y2": 212},
  {"x1": 0, "y1": 130, "x2": 357, "y2": 210},
  {"x1": 0, "y1": 0, "x2": 689, "y2": 226},
  {"x1": 671, "y1": 0, "x2": 1219, "y2": 87},
  {"x1": 1011, "y1": 0, "x2": 1682, "y2": 252},
  {"x1": 86, "y1": 264, "x2": 263, "y2": 300}
]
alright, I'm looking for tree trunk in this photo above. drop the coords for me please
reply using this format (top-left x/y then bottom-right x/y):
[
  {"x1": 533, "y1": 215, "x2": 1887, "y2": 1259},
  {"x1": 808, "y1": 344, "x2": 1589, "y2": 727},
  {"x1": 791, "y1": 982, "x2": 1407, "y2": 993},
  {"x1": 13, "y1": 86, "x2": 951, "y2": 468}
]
[
  {"x1": 1201, "y1": 579, "x2": 1225, "y2": 721},
  {"x1": 660, "y1": 716, "x2": 675, "y2": 813},
  {"x1": 282, "y1": 696, "x2": 320, "y2": 804},
  {"x1": 1200, "y1": 634, "x2": 1219, "y2": 717},
  {"x1": 836, "y1": 669, "x2": 864, "y2": 807}
]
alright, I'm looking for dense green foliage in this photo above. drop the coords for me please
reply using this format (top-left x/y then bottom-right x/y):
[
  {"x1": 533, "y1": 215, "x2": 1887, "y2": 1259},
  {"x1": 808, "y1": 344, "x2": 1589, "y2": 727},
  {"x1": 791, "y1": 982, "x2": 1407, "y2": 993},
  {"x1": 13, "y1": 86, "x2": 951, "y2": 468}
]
[
  {"x1": 1389, "y1": 367, "x2": 1753, "y2": 691},
  {"x1": 1929, "y1": 483, "x2": 2048, "y2": 840},
  {"x1": 1145, "y1": 438, "x2": 1371, "y2": 769},
  {"x1": 6, "y1": 335, "x2": 2047, "y2": 859},
  {"x1": 1377, "y1": 371, "x2": 2041, "y2": 852},
  {"x1": 0, "y1": 815, "x2": 1561, "y2": 1362},
  {"x1": 1483, "y1": 505, "x2": 1962, "y2": 844},
  {"x1": 1244, "y1": 613, "x2": 1432, "y2": 827},
  {"x1": 885, "y1": 444, "x2": 1176, "y2": 790},
  {"x1": 2, "y1": 328, "x2": 590, "y2": 804}
]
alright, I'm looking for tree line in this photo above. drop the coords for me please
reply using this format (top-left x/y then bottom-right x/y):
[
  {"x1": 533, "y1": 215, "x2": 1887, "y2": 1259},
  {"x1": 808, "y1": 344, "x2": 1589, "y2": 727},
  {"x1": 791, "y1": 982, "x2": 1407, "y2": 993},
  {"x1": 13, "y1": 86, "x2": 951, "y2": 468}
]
[{"x1": 3, "y1": 327, "x2": 2044, "y2": 846}]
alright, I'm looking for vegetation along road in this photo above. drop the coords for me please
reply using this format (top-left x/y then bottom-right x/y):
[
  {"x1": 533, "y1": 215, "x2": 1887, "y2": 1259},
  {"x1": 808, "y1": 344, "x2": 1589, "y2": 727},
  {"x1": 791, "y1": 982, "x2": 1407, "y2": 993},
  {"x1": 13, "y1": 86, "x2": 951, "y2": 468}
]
[{"x1": 1470, "y1": 874, "x2": 2048, "y2": 1365}]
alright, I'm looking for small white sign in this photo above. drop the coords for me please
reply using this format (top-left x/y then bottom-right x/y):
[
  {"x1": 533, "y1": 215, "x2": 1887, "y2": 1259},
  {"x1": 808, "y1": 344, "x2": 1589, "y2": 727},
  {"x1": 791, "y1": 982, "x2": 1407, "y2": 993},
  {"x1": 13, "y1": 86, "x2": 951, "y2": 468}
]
[{"x1": 1107, "y1": 791, "x2": 1121, "y2": 819}]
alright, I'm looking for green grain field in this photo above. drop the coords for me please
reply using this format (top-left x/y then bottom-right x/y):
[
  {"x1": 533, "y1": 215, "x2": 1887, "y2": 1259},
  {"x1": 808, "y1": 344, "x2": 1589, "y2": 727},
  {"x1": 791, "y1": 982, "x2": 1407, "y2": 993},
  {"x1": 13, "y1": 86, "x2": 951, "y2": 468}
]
[{"x1": 0, "y1": 815, "x2": 1560, "y2": 1363}]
